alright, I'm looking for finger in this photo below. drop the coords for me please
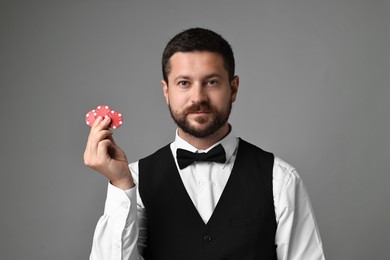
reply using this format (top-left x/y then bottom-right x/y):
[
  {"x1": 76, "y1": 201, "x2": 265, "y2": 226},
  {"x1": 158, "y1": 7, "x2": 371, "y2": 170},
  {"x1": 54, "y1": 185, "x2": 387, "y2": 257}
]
[
  {"x1": 87, "y1": 129, "x2": 113, "y2": 158},
  {"x1": 88, "y1": 116, "x2": 104, "y2": 139},
  {"x1": 106, "y1": 133, "x2": 117, "y2": 145},
  {"x1": 84, "y1": 116, "x2": 113, "y2": 168},
  {"x1": 91, "y1": 115, "x2": 103, "y2": 128},
  {"x1": 96, "y1": 139, "x2": 113, "y2": 165},
  {"x1": 91, "y1": 115, "x2": 111, "y2": 132},
  {"x1": 103, "y1": 139, "x2": 128, "y2": 164},
  {"x1": 88, "y1": 117, "x2": 112, "y2": 145},
  {"x1": 100, "y1": 115, "x2": 112, "y2": 129},
  {"x1": 85, "y1": 136, "x2": 114, "y2": 170}
]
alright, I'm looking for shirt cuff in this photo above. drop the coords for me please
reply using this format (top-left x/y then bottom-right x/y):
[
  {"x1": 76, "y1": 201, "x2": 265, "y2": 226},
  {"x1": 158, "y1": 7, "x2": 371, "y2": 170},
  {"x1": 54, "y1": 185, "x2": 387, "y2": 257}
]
[{"x1": 104, "y1": 182, "x2": 137, "y2": 227}]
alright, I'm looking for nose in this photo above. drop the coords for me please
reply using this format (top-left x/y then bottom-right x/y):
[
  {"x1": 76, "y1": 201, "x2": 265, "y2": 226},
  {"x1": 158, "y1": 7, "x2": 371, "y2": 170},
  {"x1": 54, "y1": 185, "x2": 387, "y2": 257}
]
[{"x1": 191, "y1": 83, "x2": 208, "y2": 103}]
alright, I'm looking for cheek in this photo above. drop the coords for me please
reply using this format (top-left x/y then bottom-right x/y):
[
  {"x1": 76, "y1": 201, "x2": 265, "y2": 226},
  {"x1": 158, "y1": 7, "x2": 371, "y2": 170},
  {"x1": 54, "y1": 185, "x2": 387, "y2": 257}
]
[
  {"x1": 167, "y1": 93, "x2": 188, "y2": 110},
  {"x1": 211, "y1": 93, "x2": 232, "y2": 108}
]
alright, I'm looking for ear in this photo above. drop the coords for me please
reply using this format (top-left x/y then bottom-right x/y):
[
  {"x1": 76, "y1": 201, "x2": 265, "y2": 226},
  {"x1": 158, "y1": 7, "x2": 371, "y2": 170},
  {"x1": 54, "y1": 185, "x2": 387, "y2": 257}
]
[
  {"x1": 230, "y1": 75, "x2": 239, "y2": 103},
  {"x1": 162, "y1": 80, "x2": 169, "y2": 104}
]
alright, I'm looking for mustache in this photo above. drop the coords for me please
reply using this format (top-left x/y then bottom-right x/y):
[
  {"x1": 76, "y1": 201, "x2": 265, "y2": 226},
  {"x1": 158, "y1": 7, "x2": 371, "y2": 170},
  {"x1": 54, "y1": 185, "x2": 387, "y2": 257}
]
[{"x1": 183, "y1": 101, "x2": 214, "y2": 114}]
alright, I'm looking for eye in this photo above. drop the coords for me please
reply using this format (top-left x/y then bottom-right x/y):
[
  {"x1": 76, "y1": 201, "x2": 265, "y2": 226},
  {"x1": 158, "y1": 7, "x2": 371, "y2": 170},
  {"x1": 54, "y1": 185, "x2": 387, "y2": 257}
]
[
  {"x1": 177, "y1": 81, "x2": 189, "y2": 87},
  {"x1": 206, "y1": 79, "x2": 218, "y2": 86}
]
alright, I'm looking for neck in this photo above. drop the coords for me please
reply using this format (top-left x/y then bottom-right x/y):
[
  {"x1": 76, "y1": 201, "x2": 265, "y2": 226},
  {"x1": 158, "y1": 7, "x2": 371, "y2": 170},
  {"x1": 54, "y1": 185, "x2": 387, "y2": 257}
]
[{"x1": 178, "y1": 123, "x2": 231, "y2": 150}]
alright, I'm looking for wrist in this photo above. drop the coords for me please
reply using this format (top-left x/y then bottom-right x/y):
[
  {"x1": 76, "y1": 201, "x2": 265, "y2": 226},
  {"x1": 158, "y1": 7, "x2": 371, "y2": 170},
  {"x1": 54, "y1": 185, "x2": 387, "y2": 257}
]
[
  {"x1": 111, "y1": 178, "x2": 135, "y2": 190},
  {"x1": 110, "y1": 169, "x2": 135, "y2": 190}
]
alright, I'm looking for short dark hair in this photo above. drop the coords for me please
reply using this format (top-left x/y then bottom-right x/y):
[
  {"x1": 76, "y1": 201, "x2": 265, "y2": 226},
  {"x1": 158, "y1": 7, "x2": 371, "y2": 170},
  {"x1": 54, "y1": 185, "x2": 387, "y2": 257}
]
[{"x1": 162, "y1": 28, "x2": 235, "y2": 83}]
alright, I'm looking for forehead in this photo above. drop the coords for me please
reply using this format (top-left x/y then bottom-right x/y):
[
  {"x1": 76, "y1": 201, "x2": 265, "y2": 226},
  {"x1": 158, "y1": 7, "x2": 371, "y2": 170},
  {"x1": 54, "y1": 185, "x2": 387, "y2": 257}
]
[{"x1": 168, "y1": 51, "x2": 227, "y2": 78}]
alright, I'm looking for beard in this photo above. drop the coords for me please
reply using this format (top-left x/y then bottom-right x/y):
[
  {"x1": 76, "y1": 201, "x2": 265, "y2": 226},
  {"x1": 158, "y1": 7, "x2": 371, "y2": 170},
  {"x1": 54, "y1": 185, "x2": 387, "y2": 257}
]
[{"x1": 168, "y1": 101, "x2": 232, "y2": 138}]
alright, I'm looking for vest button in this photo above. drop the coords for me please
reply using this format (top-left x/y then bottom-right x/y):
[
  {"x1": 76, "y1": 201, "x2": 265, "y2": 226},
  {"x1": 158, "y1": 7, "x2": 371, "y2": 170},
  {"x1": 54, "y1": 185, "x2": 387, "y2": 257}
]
[{"x1": 203, "y1": 235, "x2": 212, "y2": 242}]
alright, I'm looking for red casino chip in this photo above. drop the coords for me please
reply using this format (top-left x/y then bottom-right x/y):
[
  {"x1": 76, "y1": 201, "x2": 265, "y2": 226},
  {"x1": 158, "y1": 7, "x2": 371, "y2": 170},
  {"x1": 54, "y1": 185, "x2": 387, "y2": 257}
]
[
  {"x1": 109, "y1": 110, "x2": 123, "y2": 129},
  {"x1": 96, "y1": 105, "x2": 111, "y2": 117},
  {"x1": 85, "y1": 110, "x2": 97, "y2": 126},
  {"x1": 85, "y1": 105, "x2": 124, "y2": 129}
]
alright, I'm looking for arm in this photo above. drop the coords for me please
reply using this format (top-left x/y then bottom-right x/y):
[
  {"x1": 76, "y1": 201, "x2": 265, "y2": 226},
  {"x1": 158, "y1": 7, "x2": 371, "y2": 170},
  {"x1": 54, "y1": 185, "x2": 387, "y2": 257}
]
[
  {"x1": 273, "y1": 158, "x2": 325, "y2": 260},
  {"x1": 89, "y1": 183, "x2": 141, "y2": 260},
  {"x1": 84, "y1": 116, "x2": 143, "y2": 259}
]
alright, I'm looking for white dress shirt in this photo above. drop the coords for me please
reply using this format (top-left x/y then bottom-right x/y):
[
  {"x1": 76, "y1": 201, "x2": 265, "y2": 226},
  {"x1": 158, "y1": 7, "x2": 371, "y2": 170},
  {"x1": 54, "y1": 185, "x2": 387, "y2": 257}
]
[{"x1": 90, "y1": 130, "x2": 325, "y2": 260}]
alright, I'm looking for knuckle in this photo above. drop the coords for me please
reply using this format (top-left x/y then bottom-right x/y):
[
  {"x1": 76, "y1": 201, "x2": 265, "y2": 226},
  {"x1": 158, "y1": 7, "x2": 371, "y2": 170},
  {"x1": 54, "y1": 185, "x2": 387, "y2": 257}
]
[
  {"x1": 83, "y1": 153, "x2": 90, "y2": 165},
  {"x1": 83, "y1": 157, "x2": 93, "y2": 167}
]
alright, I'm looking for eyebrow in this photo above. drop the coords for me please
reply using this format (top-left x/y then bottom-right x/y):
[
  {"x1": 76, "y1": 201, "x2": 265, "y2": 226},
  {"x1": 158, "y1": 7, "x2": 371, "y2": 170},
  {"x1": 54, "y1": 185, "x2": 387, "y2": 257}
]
[
  {"x1": 173, "y1": 75, "x2": 191, "y2": 82},
  {"x1": 173, "y1": 73, "x2": 222, "y2": 82},
  {"x1": 203, "y1": 73, "x2": 222, "y2": 79}
]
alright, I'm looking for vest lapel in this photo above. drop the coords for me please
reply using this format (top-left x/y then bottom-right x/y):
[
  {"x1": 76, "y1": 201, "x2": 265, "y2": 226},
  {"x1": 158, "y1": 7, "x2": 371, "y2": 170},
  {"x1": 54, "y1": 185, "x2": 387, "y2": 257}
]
[
  {"x1": 206, "y1": 139, "x2": 243, "y2": 227},
  {"x1": 165, "y1": 148, "x2": 207, "y2": 227}
]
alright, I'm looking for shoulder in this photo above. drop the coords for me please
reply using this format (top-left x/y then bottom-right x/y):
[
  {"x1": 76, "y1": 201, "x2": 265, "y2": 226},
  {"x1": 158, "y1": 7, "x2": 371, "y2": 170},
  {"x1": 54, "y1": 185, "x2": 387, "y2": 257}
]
[
  {"x1": 272, "y1": 156, "x2": 307, "y2": 214},
  {"x1": 237, "y1": 139, "x2": 300, "y2": 184},
  {"x1": 237, "y1": 138, "x2": 274, "y2": 161},
  {"x1": 273, "y1": 156, "x2": 302, "y2": 188}
]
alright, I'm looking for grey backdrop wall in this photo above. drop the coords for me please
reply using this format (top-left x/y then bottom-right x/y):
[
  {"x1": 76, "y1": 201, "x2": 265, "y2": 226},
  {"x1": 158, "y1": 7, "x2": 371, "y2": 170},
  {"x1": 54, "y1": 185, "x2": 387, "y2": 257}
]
[{"x1": 1, "y1": 0, "x2": 389, "y2": 259}]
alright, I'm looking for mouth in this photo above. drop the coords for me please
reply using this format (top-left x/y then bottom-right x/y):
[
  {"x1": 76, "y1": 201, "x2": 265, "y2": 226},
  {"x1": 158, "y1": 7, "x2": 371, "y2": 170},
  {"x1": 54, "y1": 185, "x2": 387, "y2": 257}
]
[
  {"x1": 190, "y1": 110, "x2": 210, "y2": 115},
  {"x1": 184, "y1": 102, "x2": 213, "y2": 116}
]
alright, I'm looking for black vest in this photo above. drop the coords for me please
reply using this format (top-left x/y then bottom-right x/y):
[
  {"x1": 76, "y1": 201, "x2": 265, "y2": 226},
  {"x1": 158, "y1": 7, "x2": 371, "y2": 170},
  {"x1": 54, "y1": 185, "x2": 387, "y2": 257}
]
[{"x1": 139, "y1": 138, "x2": 277, "y2": 260}]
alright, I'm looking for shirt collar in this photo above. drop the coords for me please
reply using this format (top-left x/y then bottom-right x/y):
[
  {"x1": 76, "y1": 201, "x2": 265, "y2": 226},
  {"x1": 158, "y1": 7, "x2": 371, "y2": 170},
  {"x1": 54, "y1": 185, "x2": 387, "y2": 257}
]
[{"x1": 172, "y1": 127, "x2": 239, "y2": 168}]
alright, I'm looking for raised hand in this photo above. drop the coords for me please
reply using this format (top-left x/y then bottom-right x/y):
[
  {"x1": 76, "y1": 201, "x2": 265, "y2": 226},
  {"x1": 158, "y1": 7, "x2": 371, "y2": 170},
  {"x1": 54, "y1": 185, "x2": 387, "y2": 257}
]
[{"x1": 84, "y1": 115, "x2": 134, "y2": 190}]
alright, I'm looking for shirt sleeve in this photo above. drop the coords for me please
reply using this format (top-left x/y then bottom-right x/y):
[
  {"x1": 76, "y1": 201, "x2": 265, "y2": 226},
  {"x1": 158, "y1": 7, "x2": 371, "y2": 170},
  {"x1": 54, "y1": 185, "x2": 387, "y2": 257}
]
[
  {"x1": 89, "y1": 167, "x2": 143, "y2": 260},
  {"x1": 273, "y1": 157, "x2": 326, "y2": 260}
]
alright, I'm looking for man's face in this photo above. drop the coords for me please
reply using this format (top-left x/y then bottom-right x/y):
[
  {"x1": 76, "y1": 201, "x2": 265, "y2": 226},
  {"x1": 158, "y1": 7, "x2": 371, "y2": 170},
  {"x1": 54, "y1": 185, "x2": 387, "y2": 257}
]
[{"x1": 162, "y1": 51, "x2": 239, "y2": 138}]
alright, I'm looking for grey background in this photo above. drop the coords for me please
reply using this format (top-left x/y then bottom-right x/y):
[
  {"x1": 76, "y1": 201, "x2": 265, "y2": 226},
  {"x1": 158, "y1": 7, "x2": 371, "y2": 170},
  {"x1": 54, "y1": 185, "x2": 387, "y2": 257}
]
[{"x1": 0, "y1": 0, "x2": 388, "y2": 259}]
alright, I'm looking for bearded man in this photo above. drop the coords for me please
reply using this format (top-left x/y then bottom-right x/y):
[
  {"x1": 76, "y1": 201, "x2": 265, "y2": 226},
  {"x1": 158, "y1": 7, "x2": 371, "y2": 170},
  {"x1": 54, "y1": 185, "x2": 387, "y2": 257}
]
[{"x1": 84, "y1": 28, "x2": 325, "y2": 260}]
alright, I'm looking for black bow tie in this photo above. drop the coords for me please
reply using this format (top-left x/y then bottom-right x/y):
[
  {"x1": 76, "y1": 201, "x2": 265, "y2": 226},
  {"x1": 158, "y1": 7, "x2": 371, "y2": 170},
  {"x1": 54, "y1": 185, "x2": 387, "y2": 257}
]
[{"x1": 176, "y1": 144, "x2": 226, "y2": 170}]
